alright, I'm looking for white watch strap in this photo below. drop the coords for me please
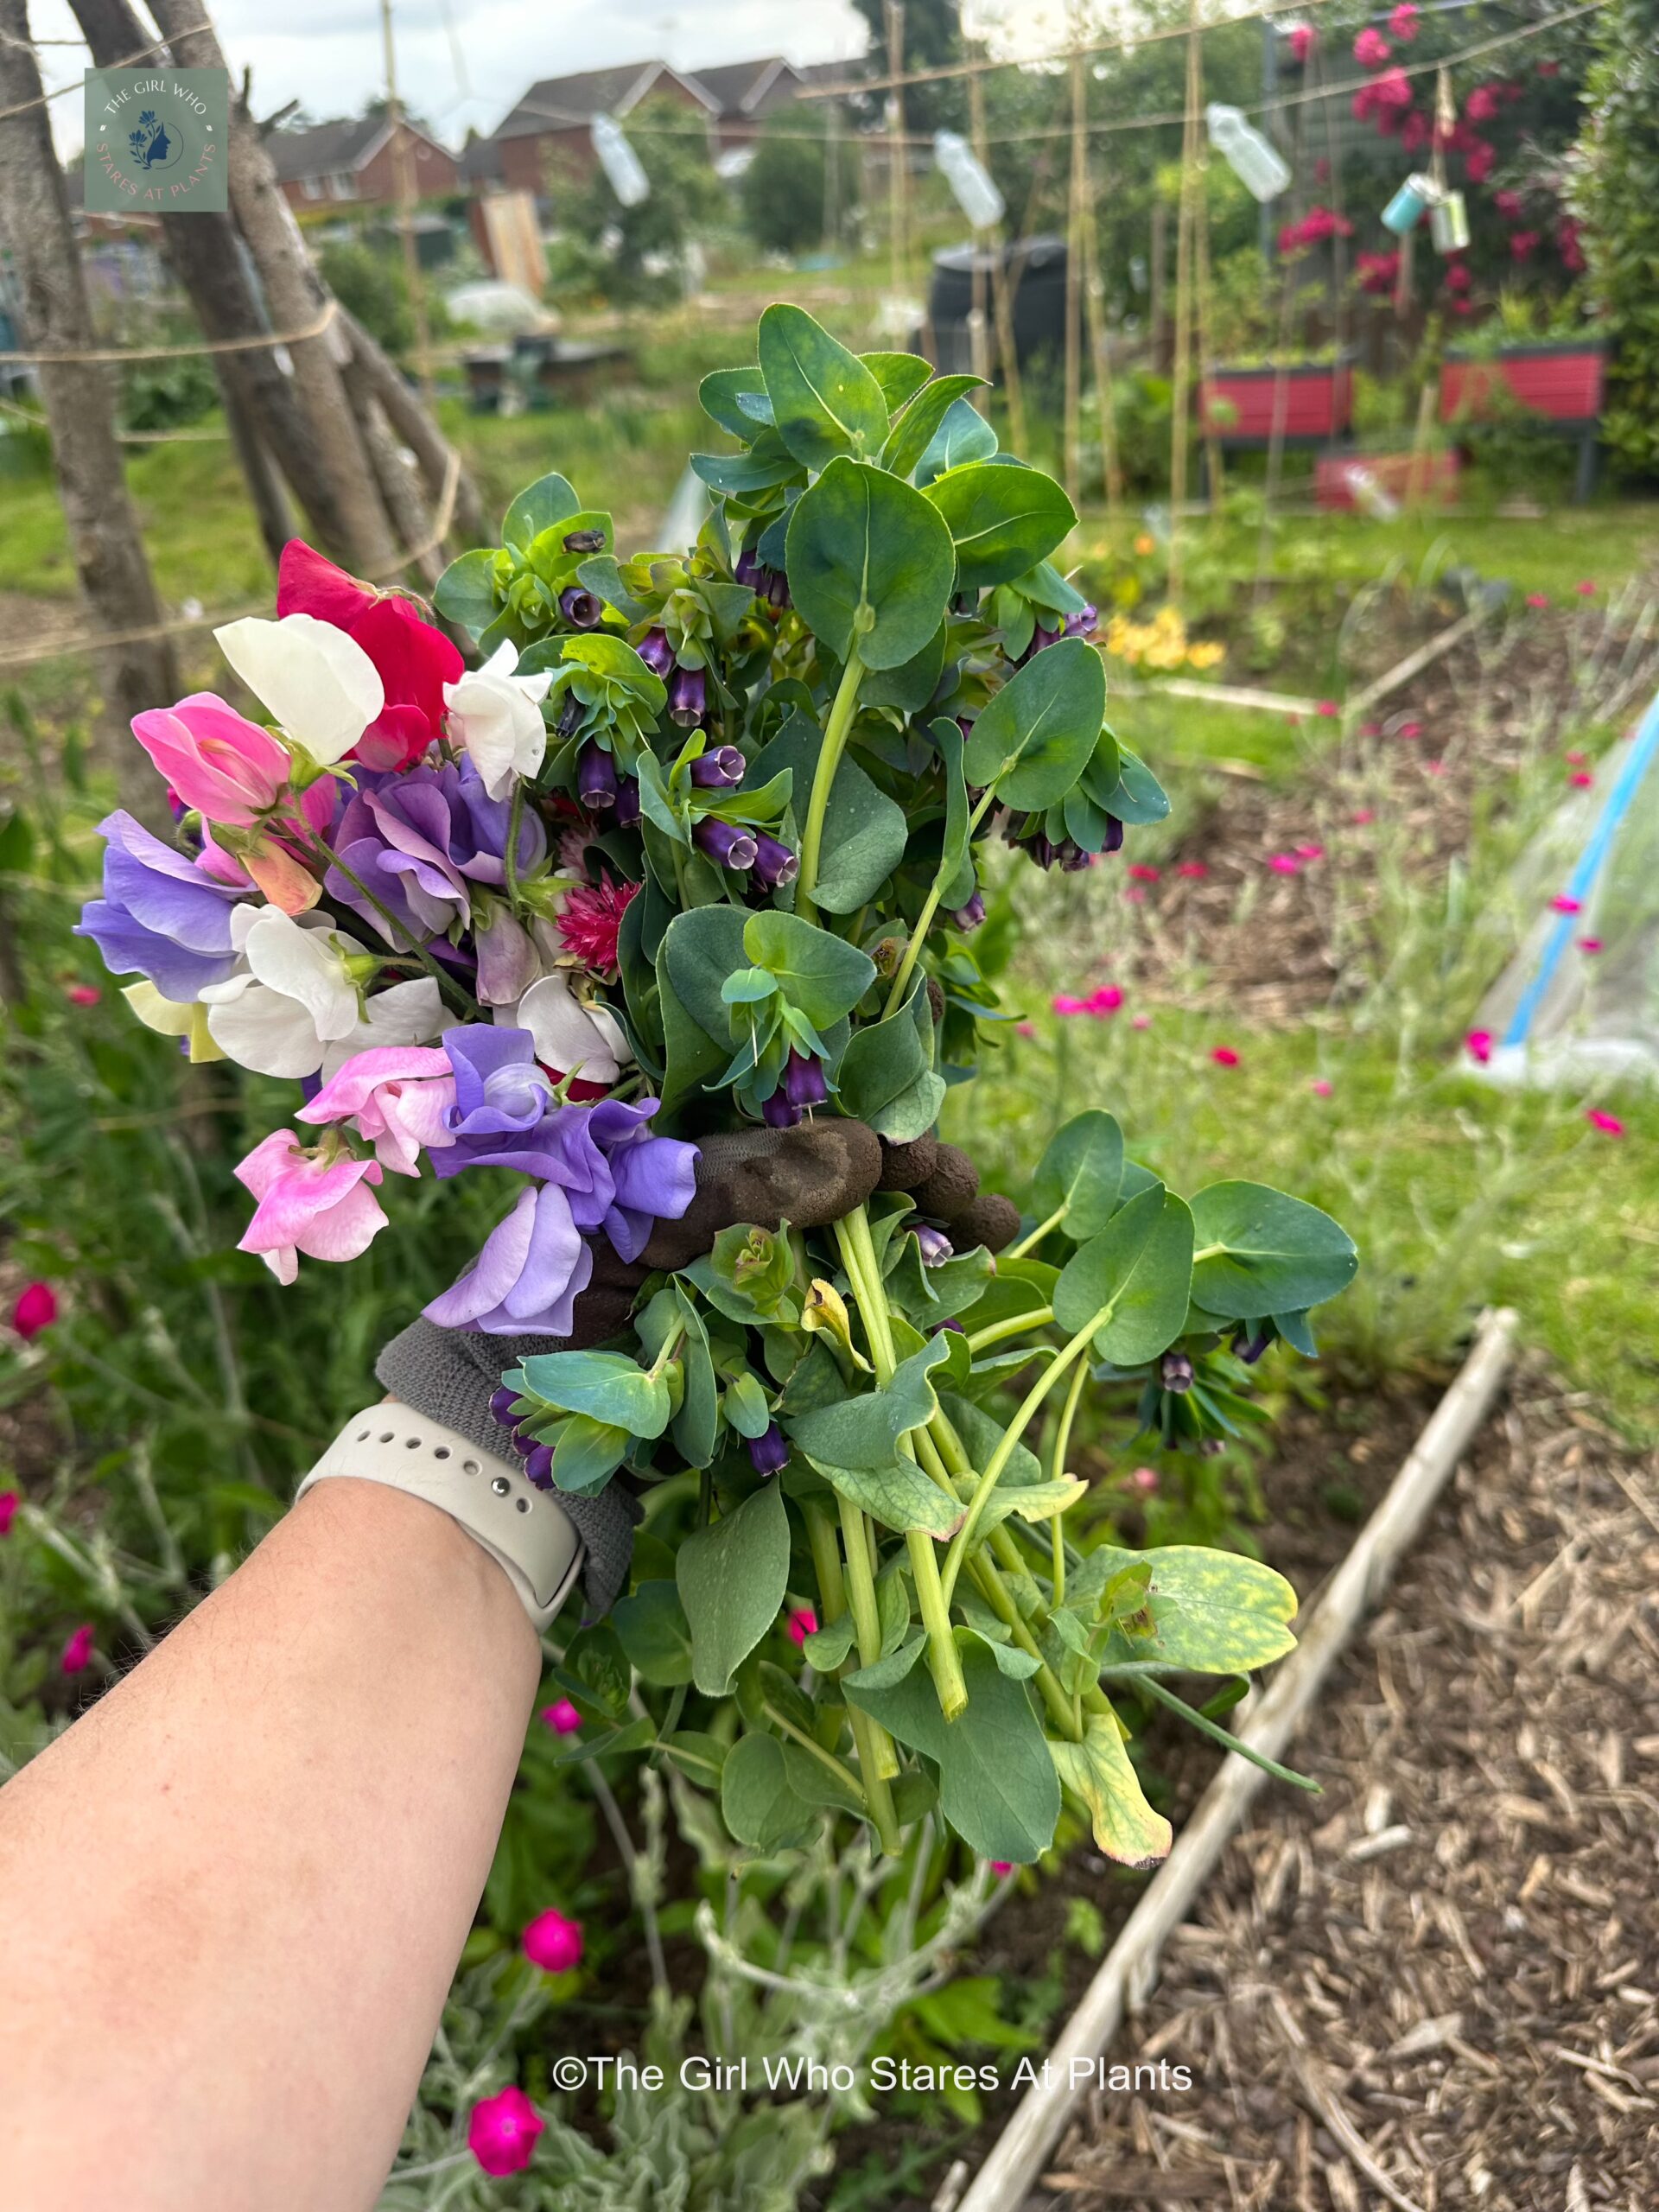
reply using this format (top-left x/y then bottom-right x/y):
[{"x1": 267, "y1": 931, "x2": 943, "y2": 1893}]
[{"x1": 296, "y1": 1407, "x2": 584, "y2": 1633}]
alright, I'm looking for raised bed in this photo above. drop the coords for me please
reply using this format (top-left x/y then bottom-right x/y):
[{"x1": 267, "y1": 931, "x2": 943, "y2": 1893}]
[
  {"x1": 1439, "y1": 340, "x2": 1606, "y2": 502},
  {"x1": 1199, "y1": 359, "x2": 1353, "y2": 447}
]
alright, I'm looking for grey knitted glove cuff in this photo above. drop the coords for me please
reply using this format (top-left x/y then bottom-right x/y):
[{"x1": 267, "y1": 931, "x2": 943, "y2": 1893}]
[{"x1": 376, "y1": 1317, "x2": 639, "y2": 1621}]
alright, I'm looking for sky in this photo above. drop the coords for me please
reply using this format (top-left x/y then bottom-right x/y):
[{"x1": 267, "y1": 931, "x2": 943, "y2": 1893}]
[{"x1": 35, "y1": 0, "x2": 1091, "y2": 158}]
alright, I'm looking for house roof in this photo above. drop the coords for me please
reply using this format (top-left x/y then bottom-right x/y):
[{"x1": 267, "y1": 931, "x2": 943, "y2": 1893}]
[
  {"x1": 683, "y1": 57, "x2": 802, "y2": 118},
  {"x1": 264, "y1": 114, "x2": 452, "y2": 181},
  {"x1": 492, "y1": 60, "x2": 716, "y2": 143}
]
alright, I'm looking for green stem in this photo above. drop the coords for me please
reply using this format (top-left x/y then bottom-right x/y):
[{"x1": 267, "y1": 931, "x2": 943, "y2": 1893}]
[
  {"x1": 882, "y1": 785, "x2": 998, "y2": 1019},
  {"x1": 966, "y1": 1555, "x2": 1082, "y2": 1740},
  {"x1": 1005, "y1": 1206, "x2": 1066, "y2": 1263},
  {"x1": 804, "y1": 1501, "x2": 847, "y2": 1625},
  {"x1": 836, "y1": 1211, "x2": 968, "y2": 1725},
  {"x1": 503, "y1": 781, "x2": 526, "y2": 917},
  {"x1": 964, "y1": 1306, "x2": 1055, "y2": 1357},
  {"x1": 302, "y1": 833, "x2": 476, "y2": 1017},
  {"x1": 1046, "y1": 1357, "x2": 1088, "y2": 1611},
  {"x1": 940, "y1": 1314, "x2": 1101, "y2": 1606},
  {"x1": 1112, "y1": 1671, "x2": 1320, "y2": 1792},
  {"x1": 761, "y1": 1699, "x2": 868, "y2": 1804},
  {"x1": 836, "y1": 1491, "x2": 901, "y2": 1788},
  {"x1": 796, "y1": 647, "x2": 865, "y2": 922}
]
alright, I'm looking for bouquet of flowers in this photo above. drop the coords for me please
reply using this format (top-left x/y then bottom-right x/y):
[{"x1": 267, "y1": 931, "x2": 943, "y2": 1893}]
[{"x1": 79, "y1": 305, "x2": 1357, "y2": 1867}]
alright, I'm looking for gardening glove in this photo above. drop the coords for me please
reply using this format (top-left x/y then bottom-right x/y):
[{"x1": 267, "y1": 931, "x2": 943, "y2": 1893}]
[
  {"x1": 375, "y1": 1119, "x2": 886, "y2": 1617},
  {"x1": 874, "y1": 1133, "x2": 1022, "y2": 1256}
]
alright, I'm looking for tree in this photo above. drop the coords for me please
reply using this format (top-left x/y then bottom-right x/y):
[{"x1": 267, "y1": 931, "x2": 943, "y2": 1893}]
[
  {"x1": 554, "y1": 93, "x2": 723, "y2": 302},
  {"x1": 741, "y1": 111, "x2": 859, "y2": 258},
  {"x1": 1571, "y1": 0, "x2": 1659, "y2": 475},
  {"x1": 849, "y1": 0, "x2": 963, "y2": 132}
]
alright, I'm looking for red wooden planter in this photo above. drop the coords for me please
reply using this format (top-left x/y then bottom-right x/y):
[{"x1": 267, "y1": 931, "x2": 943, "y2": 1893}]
[
  {"x1": 1199, "y1": 360, "x2": 1353, "y2": 444},
  {"x1": 1439, "y1": 342, "x2": 1606, "y2": 428}
]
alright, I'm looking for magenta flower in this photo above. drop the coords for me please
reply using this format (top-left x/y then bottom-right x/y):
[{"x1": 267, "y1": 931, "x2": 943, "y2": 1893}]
[
  {"x1": 1128, "y1": 1465, "x2": 1159, "y2": 1495},
  {"x1": 1397, "y1": 721, "x2": 1422, "y2": 741},
  {"x1": 786, "y1": 1605, "x2": 819, "y2": 1648},
  {"x1": 1086, "y1": 985, "x2": 1124, "y2": 1016},
  {"x1": 1211, "y1": 1046, "x2": 1240, "y2": 1068},
  {"x1": 1465, "y1": 1029, "x2": 1493, "y2": 1064},
  {"x1": 1294, "y1": 842, "x2": 1325, "y2": 862},
  {"x1": 1527, "y1": 593, "x2": 1550, "y2": 610},
  {"x1": 540, "y1": 1698, "x2": 582, "y2": 1736},
  {"x1": 467, "y1": 2087, "x2": 543, "y2": 2177},
  {"x1": 0, "y1": 1491, "x2": 18, "y2": 1536},
  {"x1": 297, "y1": 1046, "x2": 456, "y2": 1178},
  {"x1": 988, "y1": 1859, "x2": 1014, "y2": 1876},
  {"x1": 67, "y1": 984, "x2": 101, "y2": 1007},
  {"x1": 60, "y1": 1624, "x2": 94, "y2": 1675},
  {"x1": 1175, "y1": 861, "x2": 1208, "y2": 879},
  {"x1": 1287, "y1": 23, "x2": 1314, "y2": 63},
  {"x1": 1579, "y1": 938, "x2": 1603, "y2": 955},
  {"x1": 234, "y1": 1129, "x2": 389, "y2": 1286},
  {"x1": 1052, "y1": 994, "x2": 1089, "y2": 1016},
  {"x1": 130, "y1": 694, "x2": 296, "y2": 827},
  {"x1": 1354, "y1": 26, "x2": 1392, "y2": 67},
  {"x1": 1552, "y1": 895, "x2": 1582, "y2": 914},
  {"x1": 1570, "y1": 772, "x2": 1593, "y2": 789},
  {"x1": 1016, "y1": 1019, "x2": 1037, "y2": 1039},
  {"x1": 1311, "y1": 1078, "x2": 1334, "y2": 1097},
  {"x1": 1389, "y1": 1, "x2": 1419, "y2": 38},
  {"x1": 1268, "y1": 854, "x2": 1301, "y2": 875},
  {"x1": 1315, "y1": 700, "x2": 1338, "y2": 718},
  {"x1": 1577, "y1": 582, "x2": 1598, "y2": 598},
  {"x1": 11, "y1": 1281, "x2": 58, "y2": 1339},
  {"x1": 523, "y1": 1908, "x2": 584, "y2": 1974},
  {"x1": 1586, "y1": 1109, "x2": 1624, "y2": 1138},
  {"x1": 1128, "y1": 863, "x2": 1160, "y2": 883}
]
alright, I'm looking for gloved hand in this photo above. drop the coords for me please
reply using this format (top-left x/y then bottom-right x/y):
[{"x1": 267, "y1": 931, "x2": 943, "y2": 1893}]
[{"x1": 376, "y1": 1120, "x2": 884, "y2": 1616}]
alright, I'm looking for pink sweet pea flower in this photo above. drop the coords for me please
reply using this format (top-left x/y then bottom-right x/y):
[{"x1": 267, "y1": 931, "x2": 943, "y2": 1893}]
[
  {"x1": 1086, "y1": 985, "x2": 1124, "y2": 1016},
  {"x1": 0, "y1": 1491, "x2": 19, "y2": 1536},
  {"x1": 60, "y1": 1624, "x2": 95, "y2": 1675},
  {"x1": 467, "y1": 2086, "x2": 544, "y2": 2177},
  {"x1": 1211, "y1": 1046, "x2": 1241, "y2": 1067},
  {"x1": 277, "y1": 541, "x2": 463, "y2": 772},
  {"x1": 66, "y1": 983, "x2": 101, "y2": 1007},
  {"x1": 130, "y1": 695, "x2": 294, "y2": 827},
  {"x1": 1578, "y1": 938, "x2": 1603, "y2": 954},
  {"x1": 1552, "y1": 895, "x2": 1582, "y2": 914},
  {"x1": 523, "y1": 1907, "x2": 584, "y2": 1974},
  {"x1": 297, "y1": 1046, "x2": 456, "y2": 1178},
  {"x1": 1586, "y1": 1109, "x2": 1624, "y2": 1137},
  {"x1": 11, "y1": 1281, "x2": 57, "y2": 1338},
  {"x1": 1311, "y1": 1078, "x2": 1334, "y2": 1097},
  {"x1": 233, "y1": 1129, "x2": 388, "y2": 1286},
  {"x1": 1527, "y1": 593, "x2": 1550, "y2": 610},
  {"x1": 1176, "y1": 861, "x2": 1208, "y2": 879},
  {"x1": 786, "y1": 1605, "x2": 819, "y2": 1647},
  {"x1": 1575, "y1": 580, "x2": 1597, "y2": 596},
  {"x1": 1465, "y1": 1029, "x2": 1493, "y2": 1064},
  {"x1": 540, "y1": 1698, "x2": 582, "y2": 1736}
]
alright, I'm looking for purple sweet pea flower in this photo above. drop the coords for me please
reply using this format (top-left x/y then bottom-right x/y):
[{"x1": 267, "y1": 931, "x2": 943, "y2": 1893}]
[
  {"x1": 325, "y1": 758, "x2": 544, "y2": 945},
  {"x1": 423, "y1": 1182, "x2": 594, "y2": 1336},
  {"x1": 76, "y1": 810, "x2": 244, "y2": 1001}
]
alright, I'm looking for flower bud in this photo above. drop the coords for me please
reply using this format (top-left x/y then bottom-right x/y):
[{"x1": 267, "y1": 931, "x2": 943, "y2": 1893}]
[
  {"x1": 748, "y1": 1422, "x2": 789, "y2": 1477},
  {"x1": 1064, "y1": 603, "x2": 1100, "y2": 639},
  {"x1": 524, "y1": 1443, "x2": 555, "y2": 1490},
  {"x1": 1160, "y1": 1350, "x2": 1195, "y2": 1394},
  {"x1": 694, "y1": 817, "x2": 757, "y2": 872},
  {"x1": 563, "y1": 526, "x2": 606, "y2": 554},
  {"x1": 1233, "y1": 1326, "x2": 1272, "y2": 1365},
  {"x1": 523, "y1": 1906, "x2": 584, "y2": 1974},
  {"x1": 786, "y1": 1604, "x2": 817, "y2": 1644},
  {"x1": 540, "y1": 1696, "x2": 582, "y2": 1734},
  {"x1": 1104, "y1": 817, "x2": 1125, "y2": 855},
  {"x1": 762, "y1": 1087, "x2": 800, "y2": 1128},
  {"x1": 950, "y1": 891, "x2": 987, "y2": 929},
  {"x1": 577, "y1": 744, "x2": 617, "y2": 811},
  {"x1": 690, "y1": 745, "x2": 747, "y2": 788},
  {"x1": 613, "y1": 775, "x2": 641, "y2": 829},
  {"x1": 914, "y1": 1224, "x2": 954, "y2": 1268},
  {"x1": 782, "y1": 1047, "x2": 827, "y2": 1110},
  {"x1": 669, "y1": 665, "x2": 708, "y2": 728},
  {"x1": 559, "y1": 586, "x2": 603, "y2": 630},
  {"x1": 637, "y1": 627, "x2": 675, "y2": 677},
  {"x1": 753, "y1": 832, "x2": 798, "y2": 890}
]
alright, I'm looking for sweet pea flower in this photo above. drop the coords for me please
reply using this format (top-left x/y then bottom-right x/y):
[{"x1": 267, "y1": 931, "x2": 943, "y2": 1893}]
[
  {"x1": 200, "y1": 907, "x2": 444, "y2": 1080},
  {"x1": 297, "y1": 1045, "x2": 457, "y2": 1176},
  {"x1": 1465, "y1": 1028, "x2": 1493, "y2": 1064},
  {"x1": 540, "y1": 1698, "x2": 582, "y2": 1736},
  {"x1": 504, "y1": 971, "x2": 632, "y2": 1088},
  {"x1": 787, "y1": 1606, "x2": 819, "y2": 1647},
  {"x1": 1586, "y1": 1109, "x2": 1624, "y2": 1137},
  {"x1": 11, "y1": 1281, "x2": 57, "y2": 1338},
  {"x1": 76, "y1": 811, "x2": 245, "y2": 1002},
  {"x1": 213, "y1": 612, "x2": 384, "y2": 768},
  {"x1": 278, "y1": 540, "x2": 464, "y2": 770},
  {"x1": 523, "y1": 1908, "x2": 584, "y2": 1974},
  {"x1": 467, "y1": 2087, "x2": 543, "y2": 2178},
  {"x1": 444, "y1": 642, "x2": 554, "y2": 800},
  {"x1": 131, "y1": 694, "x2": 294, "y2": 827},
  {"x1": 1211, "y1": 1046, "x2": 1241, "y2": 1067},
  {"x1": 327, "y1": 756, "x2": 544, "y2": 949},
  {"x1": 423, "y1": 1182, "x2": 592, "y2": 1336},
  {"x1": 0, "y1": 1491, "x2": 18, "y2": 1536},
  {"x1": 234, "y1": 1129, "x2": 388, "y2": 1285},
  {"x1": 60, "y1": 1624, "x2": 95, "y2": 1675}
]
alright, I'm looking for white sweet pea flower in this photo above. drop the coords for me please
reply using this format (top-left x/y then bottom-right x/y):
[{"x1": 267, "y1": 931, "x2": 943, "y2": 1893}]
[
  {"x1": 200, "y1": 906, "x2": 442, "y2": 1078},
  {"x1": 213, "y1": 612, "x2": 385, "y2": 766},
  {"x1": 444, "y1": 641, "x2": 553, "y2": 800},
  {"x1": 501, "y1": 969, "x2": 632, "y2": 1087}
]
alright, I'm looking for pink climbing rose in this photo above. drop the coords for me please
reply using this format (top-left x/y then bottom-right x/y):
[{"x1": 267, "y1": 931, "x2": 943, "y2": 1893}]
[{"x1": 1354, "y1": 26, "x2": 1392, "y2": 67}]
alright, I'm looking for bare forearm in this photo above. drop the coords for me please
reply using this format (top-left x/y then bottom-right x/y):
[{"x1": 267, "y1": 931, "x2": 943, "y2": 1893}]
[{"x1": 0, "y1": 1473, "x2": 541, "y2": 2212}]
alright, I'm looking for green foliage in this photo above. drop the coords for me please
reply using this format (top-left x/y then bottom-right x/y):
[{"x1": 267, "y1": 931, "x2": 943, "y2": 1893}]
[
  {"x1": 552, "y1": 92, "x2": 724, "y2": 303},
  {"x1": 741, "y1": 111, "x2": 861, "y2": 257},
  {"x1": 1572, "y1": 0, "x2": 1659, "y2": 475},
  {"x1": 317, "y1": 238, "x2": 415, "y2": 358}
]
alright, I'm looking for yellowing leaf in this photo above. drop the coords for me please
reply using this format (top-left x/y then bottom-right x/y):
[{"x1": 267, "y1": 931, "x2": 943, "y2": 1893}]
[{"x1": 1049, "y1": 1710, "x2": 1172, "y2": 1868}]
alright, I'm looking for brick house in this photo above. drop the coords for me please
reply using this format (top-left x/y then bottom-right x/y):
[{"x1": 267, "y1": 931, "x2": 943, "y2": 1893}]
[
  {"x1": 685, "y1": 57, "x2": 810, "y2": 154},
  {"x1": 267, "y1": 115, "x2": 459, "y2": 211}
]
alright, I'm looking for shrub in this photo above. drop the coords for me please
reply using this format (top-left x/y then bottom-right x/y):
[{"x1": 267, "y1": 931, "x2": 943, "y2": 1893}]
[{"x1": 1570, "y1": 0, "x2": 1659, "y2": 477}]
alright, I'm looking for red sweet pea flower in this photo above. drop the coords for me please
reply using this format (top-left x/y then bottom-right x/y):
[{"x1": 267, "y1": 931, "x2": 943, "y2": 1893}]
[{"x1": 276, "y1": 541, "x2": 463, "y2": 772}]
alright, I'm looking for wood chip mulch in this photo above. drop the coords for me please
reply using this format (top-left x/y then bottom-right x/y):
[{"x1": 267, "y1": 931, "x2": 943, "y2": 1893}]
[{"x1": 1033, "y1": 1361, "x2": 1659, "y2": 2211}]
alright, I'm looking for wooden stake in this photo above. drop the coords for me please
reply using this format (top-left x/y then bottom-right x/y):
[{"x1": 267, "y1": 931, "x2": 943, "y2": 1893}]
[
  {"x1": 886, "y1": 1, "x2": 908, "y2": 312},
  {"x1": 1166, "y1": 0, "x2": 1202, "y2": 605},
  {"x1": 970, "y1": 70, "x2": 1027, "y2": 453},
  {"x1": 1080, "y1": 175, "x2": 1123, "y2": 520},
  {"x1": 1192, "y1": 98, "x2": 1225, "y2": 512},
  {"x1": 380, "y1": 0, "x2": 435, "y2": 409},
  {"x1": 1064, "y1": 46, "x2": 1086, "y2": 505}
]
